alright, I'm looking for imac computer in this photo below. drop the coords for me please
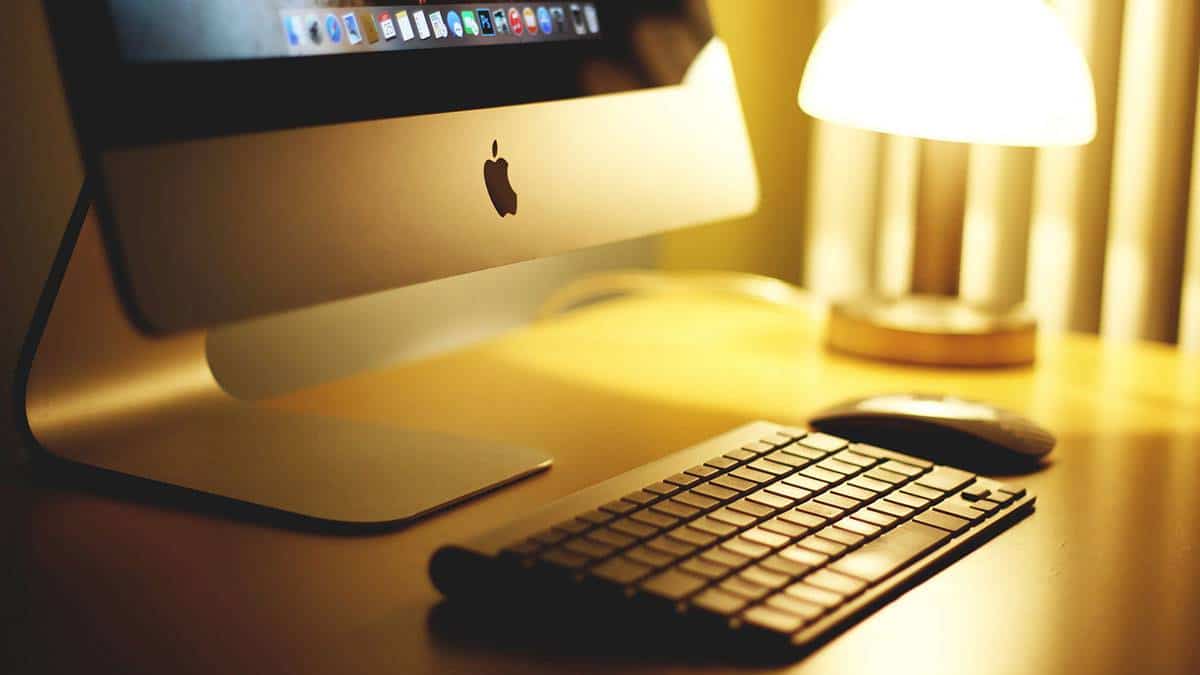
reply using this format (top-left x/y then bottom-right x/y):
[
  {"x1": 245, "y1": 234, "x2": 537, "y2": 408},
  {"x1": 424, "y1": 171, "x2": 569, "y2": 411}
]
[{"x1": 21, "y1": 0, "x2": 757, "y2": 525}]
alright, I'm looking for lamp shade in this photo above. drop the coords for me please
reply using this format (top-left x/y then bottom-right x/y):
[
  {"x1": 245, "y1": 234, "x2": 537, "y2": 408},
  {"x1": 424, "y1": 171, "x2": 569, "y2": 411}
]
[{"x1": 798, "y1": 0, "x2": 1097, "y2": 146}]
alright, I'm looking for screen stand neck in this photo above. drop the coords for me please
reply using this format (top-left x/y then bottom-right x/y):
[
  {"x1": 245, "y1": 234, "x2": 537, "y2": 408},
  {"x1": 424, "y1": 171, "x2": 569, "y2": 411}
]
[{"x1": 16, "y1": 201, "x2": 551, "y2": 528}]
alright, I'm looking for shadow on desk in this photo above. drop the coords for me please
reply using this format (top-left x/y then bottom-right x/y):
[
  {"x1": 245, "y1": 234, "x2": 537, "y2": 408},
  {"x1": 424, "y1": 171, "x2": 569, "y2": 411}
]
[{"x1": 426, "y1": 598, "x2": 796, "y2": 670}]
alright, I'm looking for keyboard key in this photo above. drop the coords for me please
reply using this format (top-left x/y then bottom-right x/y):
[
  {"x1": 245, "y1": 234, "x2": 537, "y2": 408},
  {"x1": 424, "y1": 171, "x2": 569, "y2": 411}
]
[
  {"x1": 765, "y1": 593, "x2": 825, "y2": 621},
  {"x1": 690, "y1": 516, "x2": 738, "y2": 538},
  {"x1": 760, "y1": 553, "x2": 814, "y2": 577},
  {"x1": 784, "y1": 582, "x2": 844, "y2": 608},
  {"x1": 691, "y1": 480, "x2": 734, "y2": 502},
  {"x1": 631, "y1": 510, "x2": 680, "y2": 529},
  {"x1": 833, "y1": 450, "x2": 877, "y2": 468},
  {"x1": 933, "y1": 498, "x2": 986, "y2": 524},
  {"x1": 713, "y1": 475, "x2": 757, "y2": 492},
  {"x1": 879, "y1": 459, "x2": 924, "y2": 477},
  {"x1": 722, "y1": 537, "x2": 771, "y2": 559},
  {"x1": 900, "y1": 483, "x2": 945, "y2": 500},
  {"x1": 623, "y1": 490, "x2": 658, "y2": 506},
  {"x1": 747, "y1": 489, "x2": 793, "y2": 510},
  {"x1": 865, "y1": 467, "x2": 908, "y2": 484},
  {"x1": 970, "y1": 499, "x2": 1004, "y2": 514},
  {"x1": 665, "y1": 472, "x2": 701, "y2": 488},
  {"x1": 765, "y1": 482, "x2": 812, "y2": 501},
  {"x1": 917, "y1": 466, "x2": 975, "y2": 492},
  {"x1": 591, "y1": 557, "x2": 653, "y2": 585},
  {"x1": 848, "y1": 475, "x2": 892, "y2": 493},
  {"x1": 741, "y1": 527, "x2": 789, "y2": 549},
  {"x1": 685, "y1": 464, "x2": 719, "y2": 479},
  {"x1": 626, "y1": 546, "x2": 676, "y2": 568},
  {"x1": 960, "y1": 485, "x2": 992, "y2": 501},
  {"x1": 564, "y1": 538, "x2": 614, "y2": 559},
  {"x1": 996, "y1": 484, "x2": 1026, "y2": 499},
  {"x1": 779, "y1": 510, "x2": 826, "y2": 528},
  {"x1": 748, "y1": 458, "x2": 792, "y2": 476},
  {"x1": 648, "y1": 533, "x2": 696, "y2": 554},
  {"x1": 800, "y1": 466, "x2": 845, "y2": 483},
  {"x1": 709, "y1": 507, "x2": 757, "y2": 528},
  {"x1": 765, "y1": 450, "x2": 808, "y2": 468},
  {"x1": 797, "y1": 535, "x2": 845, "y2": 556},
  {"x1": 578, "y1": 509, "x2": 615, "y2": 525},
  {"x1": 681, "y1": 557, "x2": 733, "y2": 580},
  {"x1": 644, "y1": 481, "x2": 681, "y2": 497},
  {"x1": 677, "y1": 490, "x2": 722, "y2": 509},
  {"x1": 705, "y1": 456, "x2": 738, "y2": 470},
  {"x1": 691, "y1": 588, "x2": 748, "y2": 617},
  {"x1": 728, "y1": 498, "x2": 773, "y2": 518},
  {"x1": 601, "y1": 499, "x2": 638, "y2": 515},
  {"x1": 805, "y1": 569, "x2": 867, "y2": 596},
  {"x1": 830, "y1": 520, "x2": 949, "y2": 582},
  {"x1": 740, "y1": 565, "x2": 791, "y2": 590},
  {"x1": 668, "y1": 526, "x2": 719, "y2": 548},
  {"x1": 743, "y1": 440, "x2": 776, "y2": 456},
  {"x1": 817, "y1": 458, "x2": 860, "y2": 475},
  {"x1": 914, "y1": 510, "x2": 970, "y2": 535},
  {"x1": 541, "y1": 548, "x2": 590, "y2": 570},
  {"x1": 835, "y1": 517, "x2": 881, "y2": 537},
  {"x1": 870, "y1": 500, "x2": 915, "y2": 519},
  {"x1": 796, "y1": 501, "x2": 842, "y2": 520},
  {"x1": 781, "y1": 445, "x2": 827, "y2": 461},
  {"x1": 798, "y1": 433, "x2": 848, "y2": 453},
  {"x1": 701, "y1": 547, "x2": 750, "y2": 568},
  {"x1": 720, "y1": 577, "x2": 770, "y2": 600},
  {"x1": 653, "y1": 500, "x2": 699, "y2": 519},
  {"x1": 556, "y1": 519, "x2": 591, "y2": 535},
  {"x1": 610, "y1": 519, "x2": 657, "y2": 539},
  {"x1": 732, "y1": 467, "x2": 775, "y2": 484},
  {"x1": 778, "y1": 546, "x2": 829, "y2": 567},
  {"x1": 814, "y1": 493, "x2": 859, "y2": 510},
  {"x1": 760, "y1": 517, "x2": 808, "y2": 538},
  {"x1": 588, "y1": 528, "x2": 635, "y2": 549},
  {"x1": 783, "y1": 475, "x2": 829, "y2": 492},
  {"x1": 742, "y1": 606, "x2": 806, "y2": 635},
  {"x1": 773, "y1": 426, "x2": 806, "y2": 440},
  {"x1": 724, "y1": 449, "x2": 757, "y2": 462},
  {"x1": 640, "y1": 569, "x2": 707, "y2": 601},
  {"x1": 831, "y1": 484, "x2": 875, "y2": 501},
  {"x1": 885, "y1": 491, "x2": 931, "y2": 509},
  {"x1": 853, "y1": 509, "x2": 897, "y2": 528},
  {"x1": 816, "y1": 526, "x2": 863, "y2": 547}
]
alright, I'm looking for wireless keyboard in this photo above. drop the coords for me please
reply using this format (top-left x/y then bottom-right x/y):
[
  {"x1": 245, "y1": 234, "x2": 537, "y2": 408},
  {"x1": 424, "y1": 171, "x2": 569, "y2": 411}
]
[{"x1": 429, "y1": 422, "x2": 1035, "y2": 656}]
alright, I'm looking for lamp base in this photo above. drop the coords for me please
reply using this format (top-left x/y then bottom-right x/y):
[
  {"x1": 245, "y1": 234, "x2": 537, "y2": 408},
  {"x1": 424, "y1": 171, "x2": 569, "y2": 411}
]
[{"x1": 826, "y1": 295, "x2": 1037, "y2": 367}]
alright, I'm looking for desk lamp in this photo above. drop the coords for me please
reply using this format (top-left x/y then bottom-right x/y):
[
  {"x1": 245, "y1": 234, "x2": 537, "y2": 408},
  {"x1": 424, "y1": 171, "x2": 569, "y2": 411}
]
[{"x1": 798, "y1": 0, "x2": 1097, "y2": 366}]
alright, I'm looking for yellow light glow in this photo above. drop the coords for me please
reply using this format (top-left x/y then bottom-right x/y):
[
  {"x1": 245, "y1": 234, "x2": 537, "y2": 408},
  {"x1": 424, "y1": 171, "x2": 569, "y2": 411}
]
[{"x1": 798, "y1": 0, "x2": 1097, "y2": 147}]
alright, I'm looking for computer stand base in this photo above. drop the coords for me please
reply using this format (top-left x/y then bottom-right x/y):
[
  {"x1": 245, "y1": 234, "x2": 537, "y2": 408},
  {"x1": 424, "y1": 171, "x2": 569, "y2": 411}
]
[{"x1": 15, "y1": 196, "x2": 552, "y2": 527}]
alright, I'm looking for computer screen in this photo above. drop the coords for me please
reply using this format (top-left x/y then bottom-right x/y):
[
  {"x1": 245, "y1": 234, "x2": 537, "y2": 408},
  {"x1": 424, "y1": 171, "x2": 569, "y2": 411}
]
[
  {"x1": 46, "y1": 1, "x2": 758, "y2": 333},
  {"x1": 110, "y1": 2, "x2": 605, "y2": 62}
]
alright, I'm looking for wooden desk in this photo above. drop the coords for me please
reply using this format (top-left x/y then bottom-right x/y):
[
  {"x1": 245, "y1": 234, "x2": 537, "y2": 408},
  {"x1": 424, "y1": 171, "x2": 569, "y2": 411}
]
[{"x1": 8, "y1": 294, "x2": 1200, "y2": 674}]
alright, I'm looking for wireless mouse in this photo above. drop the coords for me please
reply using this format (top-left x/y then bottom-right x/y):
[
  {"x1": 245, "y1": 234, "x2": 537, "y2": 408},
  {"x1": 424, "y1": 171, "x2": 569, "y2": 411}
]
[{"x1": 808, "y1": 393, "x2": 1054, "y2": 472}]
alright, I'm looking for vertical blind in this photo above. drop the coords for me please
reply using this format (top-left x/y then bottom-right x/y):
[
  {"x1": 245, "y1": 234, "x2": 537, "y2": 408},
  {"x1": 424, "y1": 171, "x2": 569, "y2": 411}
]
[{"x1": 802, "y1": 0, "x2": 1200, "y2": 351}]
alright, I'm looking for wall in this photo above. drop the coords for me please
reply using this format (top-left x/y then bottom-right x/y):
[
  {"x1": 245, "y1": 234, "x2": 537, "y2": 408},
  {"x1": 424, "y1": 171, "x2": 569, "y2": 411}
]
[{"x1": 661, "y1": 0, "x2": 820, "y2": 281}]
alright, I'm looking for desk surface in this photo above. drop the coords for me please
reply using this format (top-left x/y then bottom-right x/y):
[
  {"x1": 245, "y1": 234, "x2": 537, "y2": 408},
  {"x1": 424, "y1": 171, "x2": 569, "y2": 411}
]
[{"x1": 8, "y1": 293, "x2": 1200, "y2": 675}]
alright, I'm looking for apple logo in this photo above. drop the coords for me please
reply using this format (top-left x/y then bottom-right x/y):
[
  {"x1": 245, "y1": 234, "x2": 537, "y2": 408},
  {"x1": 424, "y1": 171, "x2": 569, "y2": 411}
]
[{"x1": 484, "y1": 140, "x2": 518, "y2": 217}]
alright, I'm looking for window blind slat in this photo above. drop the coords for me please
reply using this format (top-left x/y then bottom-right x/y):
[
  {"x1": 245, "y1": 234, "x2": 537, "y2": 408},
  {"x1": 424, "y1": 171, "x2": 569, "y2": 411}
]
[{"x1": 1100, "y1": 0, "x2": 1199, "y2": 342}]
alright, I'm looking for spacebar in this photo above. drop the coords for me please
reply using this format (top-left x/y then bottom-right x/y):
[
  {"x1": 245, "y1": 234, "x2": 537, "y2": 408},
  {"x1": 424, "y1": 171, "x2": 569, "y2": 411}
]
[{"x1": 829, "y1": 521, "x2": 950, "y2": 582}]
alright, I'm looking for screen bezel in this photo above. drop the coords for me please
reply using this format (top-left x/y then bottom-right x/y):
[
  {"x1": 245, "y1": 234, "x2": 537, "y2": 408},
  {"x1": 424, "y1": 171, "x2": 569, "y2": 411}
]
[{"x1": 46, "y1": 1, "x2": 681, "y2": 149}]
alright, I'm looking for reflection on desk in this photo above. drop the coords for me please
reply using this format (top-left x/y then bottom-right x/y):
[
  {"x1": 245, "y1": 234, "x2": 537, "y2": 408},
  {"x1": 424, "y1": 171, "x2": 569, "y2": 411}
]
[{"x1": 12, "y1": 294, "x2": 1200, "y2": 675}]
